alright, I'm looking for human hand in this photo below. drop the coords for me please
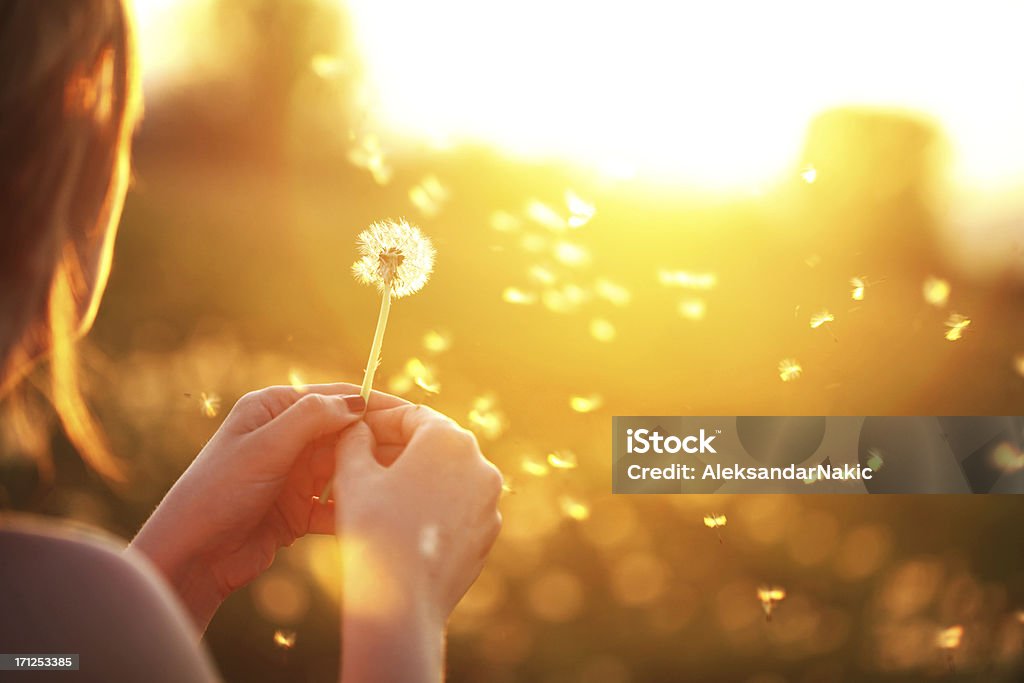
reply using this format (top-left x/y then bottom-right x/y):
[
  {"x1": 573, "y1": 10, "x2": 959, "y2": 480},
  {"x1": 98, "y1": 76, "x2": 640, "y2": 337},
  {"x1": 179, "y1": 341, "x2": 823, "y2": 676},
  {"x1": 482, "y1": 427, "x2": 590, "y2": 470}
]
[
  {"x1": 130, "y1": 383, "x2": 407, "y2": 632},
  {"x1": 334, "y1": 405, "x2": 503, "y2": 683}
]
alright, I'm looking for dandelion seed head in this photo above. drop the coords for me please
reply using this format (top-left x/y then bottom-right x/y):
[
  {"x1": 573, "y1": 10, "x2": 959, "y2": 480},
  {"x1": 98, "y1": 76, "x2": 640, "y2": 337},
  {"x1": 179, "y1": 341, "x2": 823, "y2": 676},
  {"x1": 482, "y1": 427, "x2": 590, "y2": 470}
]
[
  {"x1": 778, "y1": 358, "x2": 803, "y2": 382},
  {"x1": 944, "y1": 313, "x2": 971, "y2": 341},
  {"x1": 273, "y1": 629, "x2": 297, "y2": 649},
  {"x1": 559, "y1": 495, "x2": 590, "y2": 521},
  {"x1": 810, "y1": 310, "x2": 835, "y2": 329},
  {"x1": 936, "y1": 625, "x2": 963, "y2": 650},
  {"x1": 850, "y1": 276, "x2": 866, "y2": 301},
  {"x1": 352, "y1": 219, "x2": 435, "y2": 298},
  {"x1": 199, "y1": 392, "x2": 221, "y2": 418},
  {"x1": 703, "y1": 514, "x2": 727, "y2": 528}
]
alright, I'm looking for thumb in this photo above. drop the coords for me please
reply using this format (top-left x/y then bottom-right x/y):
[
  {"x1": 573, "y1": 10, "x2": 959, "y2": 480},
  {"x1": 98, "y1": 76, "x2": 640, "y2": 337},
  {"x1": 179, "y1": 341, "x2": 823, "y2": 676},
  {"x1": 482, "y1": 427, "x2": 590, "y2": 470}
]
[
  {"x1": 256, "y1": 393, "x2": 364, "y2": 470},
  {"x1": 336, "y1": 420, "x2": 380, "y2": 483}
]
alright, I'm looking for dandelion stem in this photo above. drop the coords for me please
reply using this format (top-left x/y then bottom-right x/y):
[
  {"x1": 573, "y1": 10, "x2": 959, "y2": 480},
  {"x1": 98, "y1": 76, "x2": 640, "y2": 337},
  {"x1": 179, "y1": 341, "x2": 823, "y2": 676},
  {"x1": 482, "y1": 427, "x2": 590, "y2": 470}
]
[
  {"x1": 360, "y1": 280, "x2": 392, "y2": 401},
  {"x1": 319, "y1": 281, "x2": 392, "y2": 505}
]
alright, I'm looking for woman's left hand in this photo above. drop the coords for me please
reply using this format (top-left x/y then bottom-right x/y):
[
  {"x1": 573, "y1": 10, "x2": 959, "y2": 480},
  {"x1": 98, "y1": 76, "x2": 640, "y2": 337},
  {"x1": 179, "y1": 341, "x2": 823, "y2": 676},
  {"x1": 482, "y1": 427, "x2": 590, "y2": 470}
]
[{"x1": 129, "y1": 383, "x2": 406, "y2": 633}]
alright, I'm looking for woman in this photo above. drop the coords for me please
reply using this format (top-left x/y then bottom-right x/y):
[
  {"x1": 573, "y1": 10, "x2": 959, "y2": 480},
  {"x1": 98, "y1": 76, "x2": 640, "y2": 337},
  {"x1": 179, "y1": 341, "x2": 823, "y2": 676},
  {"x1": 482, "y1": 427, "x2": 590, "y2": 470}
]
[{"x1": 0, "y1": 2, "x2": 503, "y2": 681}]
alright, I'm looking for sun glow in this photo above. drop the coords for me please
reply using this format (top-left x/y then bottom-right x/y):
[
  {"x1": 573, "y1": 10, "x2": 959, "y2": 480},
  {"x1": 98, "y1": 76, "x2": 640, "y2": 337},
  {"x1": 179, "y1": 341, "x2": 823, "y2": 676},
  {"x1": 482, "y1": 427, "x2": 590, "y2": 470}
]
[{"x1": 345, "y1": 0, "x2": 1024, "y2": 191}]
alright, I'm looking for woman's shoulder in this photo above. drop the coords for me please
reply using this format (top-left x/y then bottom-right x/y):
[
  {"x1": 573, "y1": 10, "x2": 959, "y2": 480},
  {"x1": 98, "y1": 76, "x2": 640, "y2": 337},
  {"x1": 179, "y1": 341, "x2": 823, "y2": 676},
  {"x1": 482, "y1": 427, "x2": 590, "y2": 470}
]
[{"x1": 0, "y1": 515, "x2": 219, "y2": 682}]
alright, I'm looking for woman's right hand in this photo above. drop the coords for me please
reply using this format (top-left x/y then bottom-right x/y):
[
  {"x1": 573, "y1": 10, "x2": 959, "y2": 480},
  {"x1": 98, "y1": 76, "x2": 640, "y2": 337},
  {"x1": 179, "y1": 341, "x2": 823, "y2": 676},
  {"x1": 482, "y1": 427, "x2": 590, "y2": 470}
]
[{"x1": 333, "y1": 404, "x2": 503, "y2": 683}]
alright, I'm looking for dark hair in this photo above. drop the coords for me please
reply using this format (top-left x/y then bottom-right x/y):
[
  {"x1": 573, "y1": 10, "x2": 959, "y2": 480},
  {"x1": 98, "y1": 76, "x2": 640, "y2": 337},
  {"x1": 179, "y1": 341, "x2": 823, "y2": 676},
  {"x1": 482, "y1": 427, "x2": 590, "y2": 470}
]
[{"x1": 0, "y1": 0, "x2": 140, "y2": 480}]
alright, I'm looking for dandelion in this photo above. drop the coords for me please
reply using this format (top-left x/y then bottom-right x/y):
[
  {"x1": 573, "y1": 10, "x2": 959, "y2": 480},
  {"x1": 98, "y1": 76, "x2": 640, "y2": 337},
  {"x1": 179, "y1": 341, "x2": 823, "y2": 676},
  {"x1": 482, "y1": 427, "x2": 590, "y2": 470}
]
[
  {"x1": 866, "y1": 448, "x2": 885, "y2": 471},
  {"x1": 590, "y1": 318, "x2": 616, "y2": 342},
  {"x1": 408, "y1": 175, "x2": 449, "y2": 217},
  {"x1": 703, "y1": 513, "x2": 727, "y2": 544},
  {"x1": 490, "y1": 210, "x2": 521, "y2": 233},
  {"x1": 468, "y1": 395, "x2": 506, "y2": 440},
  {"x1": 801, "y1": 165, "x2": 817, "y2": 183},
  {"x1": 559, "y1": 495, "x2": 590, "y2": 521},
  {"x1": 944, "y1": 313, "x2": 971, "y2": 341},
  {"x1": 594, "y1": 278, "x2": 631, "y2": 306},
  {"x1": 937, "y1": 625, "x2": 963, "y2": 672},
  {"x1": 199, "y1": 392, "x2": 221, "y2": 418},
  {"x1": 310, "y1": 53, "x2": 343, "y2": 78},
  {"x1": 521, "y1": 456, "x2": 550, "y2": 477},
  {"x1": 422, "y1": 329, "x2": 451, "y2": 353},
  {"x1": 547, "y1": 450, "x2": 579, "y2": 470},
  {"x1": 503, "y1": 287, "x2": 537, "y2": 305},
  {"x1": 273, "y1": 629, "x2": 297, "y2": 650},
  {"x1": 322, "y1": 219, "x2": 434, "y2": 503},
  {"x1": 657, "y1": 270, "x2": 717, "y2": 290},
  {"x1": 810, "y1": 310, "x2": 834, "y2": 329},
  {"x1": 526, "y1": 199, "x2": 567, "y2": 231},
  {"x1": 553, "y1": 241, "x2": 590, "y2": 267},
  {"x1": 992, "y1": 442, "x2": 1024, "y2": 472},
  {"x1": 569, "y1": 394, "x2": 603, "y2": 413},
  {"x1": 678, "y1": 298, "x2": 707, "y2": 321},
  {"x1": 288, "y1": 369, "x2": 307, "y2": 394},
  {"x1": 778, "y1": 358, "x2": 802, "y2": 382},
  {"x1": 924, "y1": 277, "x2": 951, "y2": 307},
  {"x1": 565, "y1": 190, "x2": 596, "y2": 228},
  {"x1": 850, "y1": 276, "x2": 866, "y2": 301},
  {"x1": 757, "y1": 586, "x2": 786, "y2": 622}
]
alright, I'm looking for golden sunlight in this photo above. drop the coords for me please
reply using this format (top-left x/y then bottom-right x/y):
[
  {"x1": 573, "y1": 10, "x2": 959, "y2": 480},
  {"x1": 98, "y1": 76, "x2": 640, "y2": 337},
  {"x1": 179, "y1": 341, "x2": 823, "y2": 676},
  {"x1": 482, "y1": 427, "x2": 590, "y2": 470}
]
[{"x1": 345, "y1": 0, "x2": 1024, "y2": 191}]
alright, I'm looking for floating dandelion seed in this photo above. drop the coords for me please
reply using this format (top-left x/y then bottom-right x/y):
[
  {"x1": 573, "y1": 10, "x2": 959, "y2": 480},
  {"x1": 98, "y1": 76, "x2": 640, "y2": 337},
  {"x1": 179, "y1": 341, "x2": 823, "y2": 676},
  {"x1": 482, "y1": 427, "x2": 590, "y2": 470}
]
[
  {"x1": 565, "y1": 190, "x2": 596, "y2": 228},
  {"x1": 992, "y1": 442, "x2": 1024, "y2": 472},
  {"x1": 866, "y1": 448, "x2": 885, "y2": 471},
  {"x1": 408, "y1": 175, "x2": 449, "y2": 217},
  {"x1": 850, "y1": 276, "x2": 866, "y2": 301},
  {"x1": 503, "y1": 287, "x2": 537, "y2": 305},
  {"x1": 347, "y1": 133, "x2": 392, "y2": 185},
  {"x1": 594, "y1": 278, "x2": 631, "y2": 306},
  {"x1": 757, "y1": 586, "x2": 786, "y2": 622},
  {"x1": 678, "y1": 298, "x2": 707, "y2": 321},
  {"x1": 569, "y1": 395, "x2": 603, "y2": 413},
  {"x1": 590, "y1": 318, "x2": 616, "y2": 342},
  {"x1": 944, "y1": 314, "x2": 971, "y2": 341},
  {"x1": 199, "y1": 392, "x2": 221, "y2": 418},
  {"x1": 924, "y1": 277, "x2": 951, "y2": 307},
  {"x1": 801, "y1": 165, "x2": 817, "y2": 183},
  {"x1": 322, "y1": 219, "x2": 434, "y2": 503},
  {"x1": 273, "y1": 629, "x2": 297, "y2": 650},
  {"x1": 809, "y1": 310, "x2": 835, "y2": 329},
  {"x1": 521, "y1": 456, "x2": 550, "y2": 477},
  {"x1": 778, "y1": 358, "x2": 802, "y2": 382},
  {"x1": 422, "y1": 329, "x2": 451, "y2": 353},
  {"x1": 468, "y1": 395, "x2": 506, "y2": 440},
  {"x1": 703, "y1": 513, "x2": 727, "y2": 543},
  {"x1": 547, "y1": 450, "x2": 579, "y2": 470},
  {"x1": 490, "y1": 210, "x2": 521, "y2": 233},
  {"x1": 553, "y1": 241, "x2": 590, "y2": 267},
  {"x1": 310, "y1": 53, "x2": 343, "y2": 78},
  {"x1": 526, "y1": 199, "x2": 567, "y2": 231},
  {"x1": 658, "y1": 270, "x2": 717, "y2": 290},
  {"x1": 288, "y1": 369, "x2": 307, "y2": 394},
  {"x1": 559, "y1": 495, "x2": 590, "y2": 521},
  {"x1": 528, "y1": 264, "x2": 558, "y2": 286},
  {"x1": 543, "y1": 284, "x2": 588, "y2": 314},
  {"x1": 937, "y1": 624, "x2": 963, "y2": 672}
]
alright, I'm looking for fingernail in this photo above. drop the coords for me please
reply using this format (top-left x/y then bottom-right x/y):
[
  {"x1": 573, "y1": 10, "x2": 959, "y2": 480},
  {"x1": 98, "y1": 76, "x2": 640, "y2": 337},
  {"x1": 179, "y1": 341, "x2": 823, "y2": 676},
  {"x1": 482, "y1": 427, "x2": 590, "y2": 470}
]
[{"x1": 343, "y1": 394, "x2": 366, "y2": 414}]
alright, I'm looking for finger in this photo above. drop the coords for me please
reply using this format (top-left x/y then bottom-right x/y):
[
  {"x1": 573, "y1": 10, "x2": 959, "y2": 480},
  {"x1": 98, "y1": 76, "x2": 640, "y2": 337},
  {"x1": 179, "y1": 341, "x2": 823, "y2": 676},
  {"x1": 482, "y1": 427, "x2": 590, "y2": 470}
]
[
  {"x1": 260, "y1": 384, "x2": 410, "y2": 409},
  {"x1": 255, "y1": 394, "x2": 364, "y2": 470},
  {"x1": 335, "y1": 421, "x2": 381, "y2": 482},
  {"x1": 361, "y1": 404, "x2": 455, "y2": 445},
  {"x1": 307, "y1": 497, "x2": 336, "y2": 534}
]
